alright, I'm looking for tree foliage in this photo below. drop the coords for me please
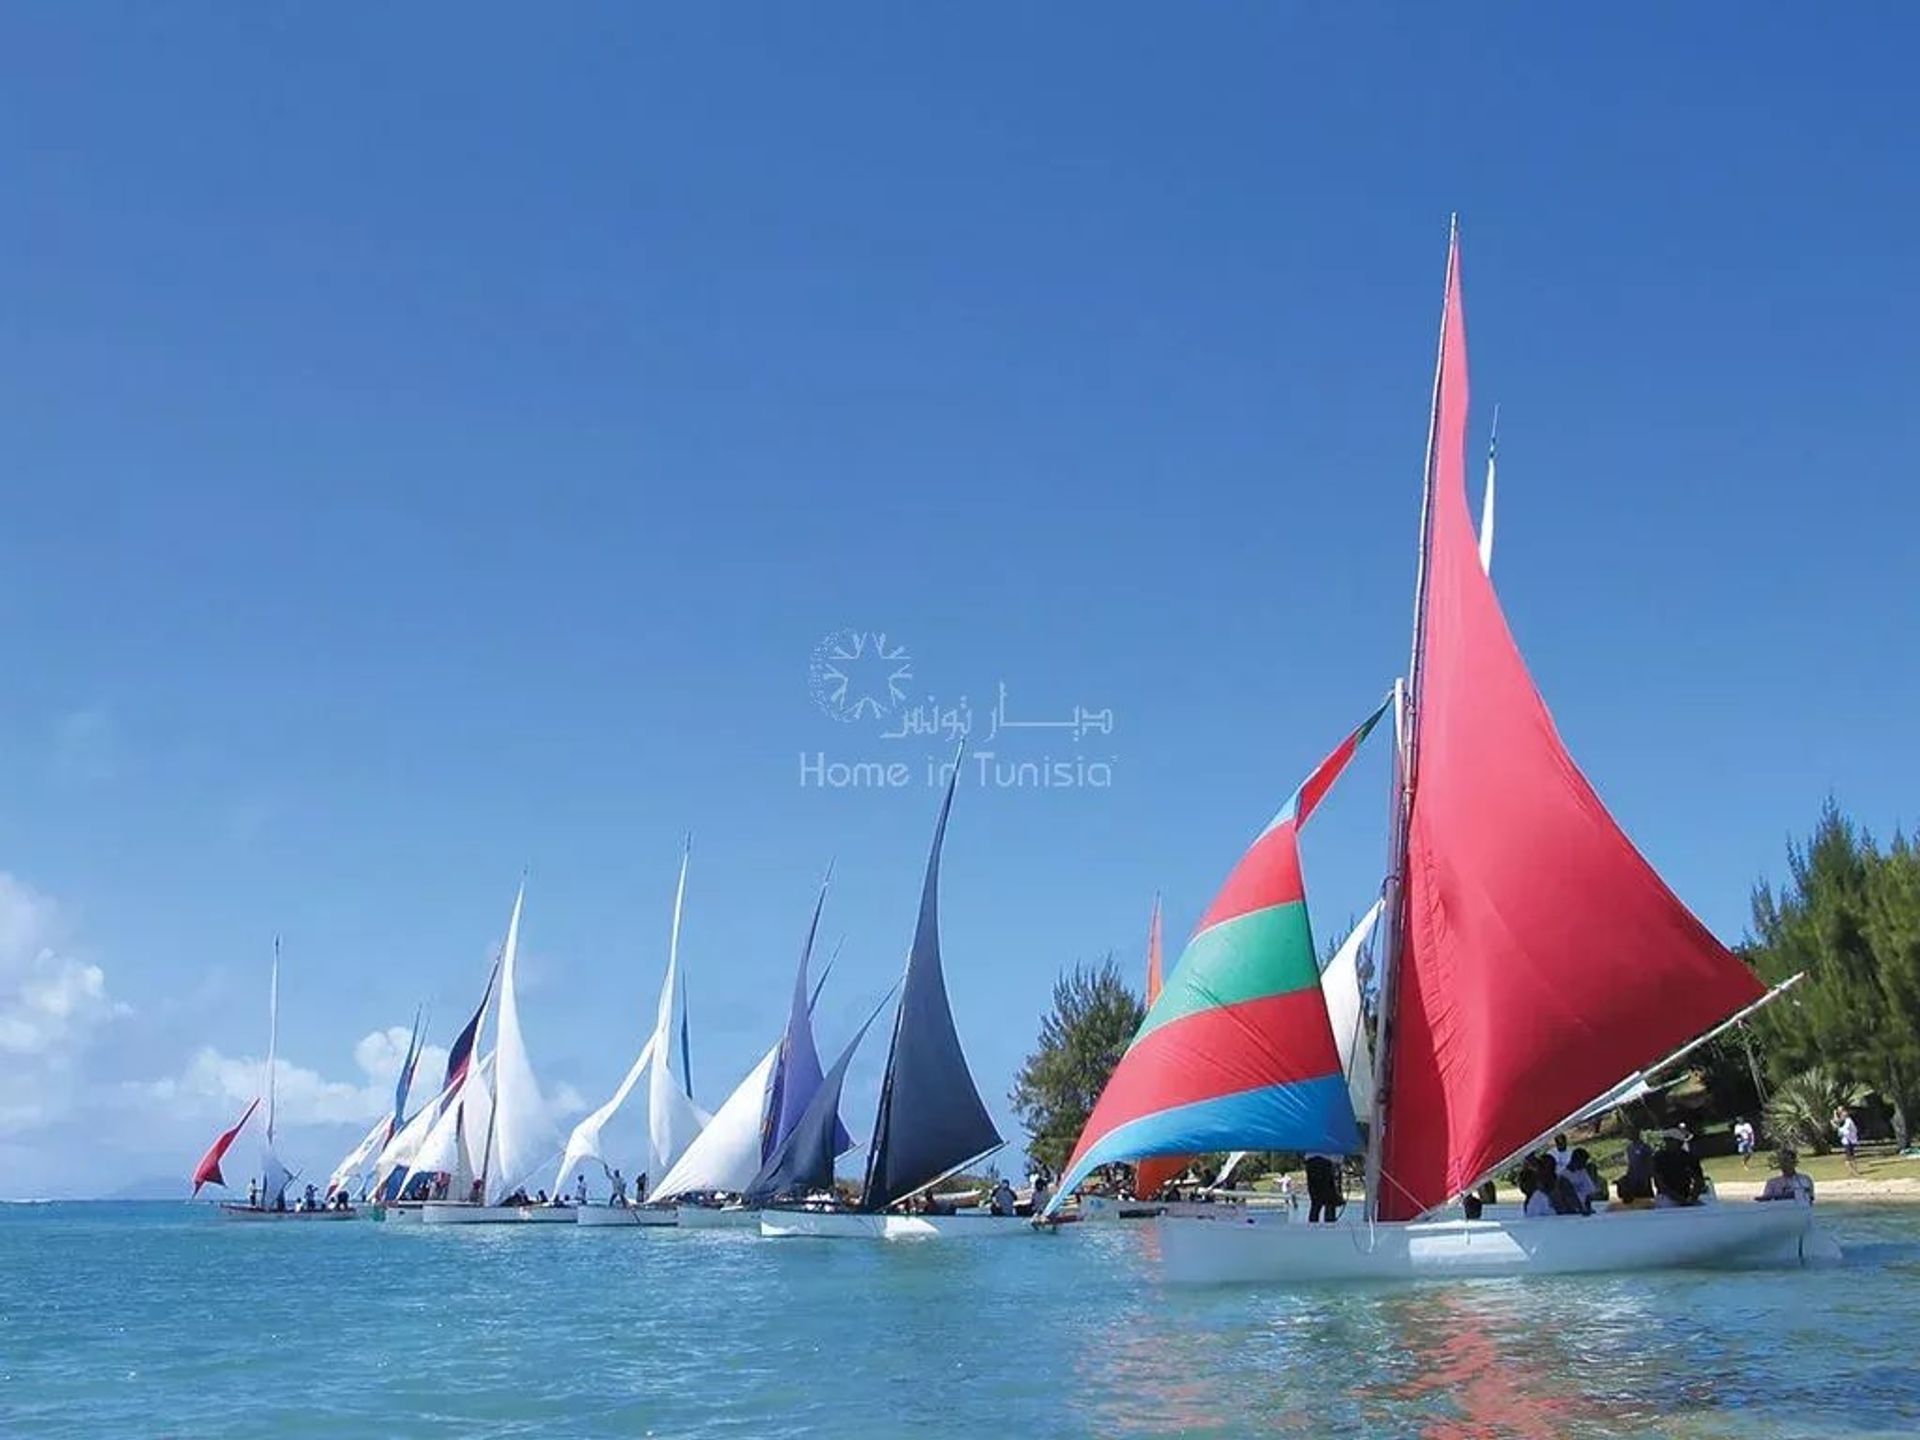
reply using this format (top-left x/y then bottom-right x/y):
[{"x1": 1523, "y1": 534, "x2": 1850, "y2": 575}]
[
  {"x1": 1763, "y1": 1066, "x2": 1871, "y2": 1155},
  {"x1": 1747, "y1": 802, "x2": 1920, "y2": 1148},
  {"x1": 1010, "y1": 956, "x2": 1145, "y2": 1174}
]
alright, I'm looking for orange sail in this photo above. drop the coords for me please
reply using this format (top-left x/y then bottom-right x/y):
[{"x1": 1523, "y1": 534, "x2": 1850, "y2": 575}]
[
  {"x1": 1129, "y1": 897, "x2": 1189, "y2": 1200},
  {"x1": 1374, "y1": 228, "x2": 1764, "y2": 1220}
]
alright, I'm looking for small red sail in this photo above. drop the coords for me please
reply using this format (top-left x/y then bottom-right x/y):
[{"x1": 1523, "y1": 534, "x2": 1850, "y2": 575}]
[
  {"x1": 191, "y1": 1097, "x2": 259, "y2": 1196},
  {"x1": 1375, "y1": 232, "x2": 1763, "y2": 1221},
  {"x1": 1130, "y1": 898, "x2": 1187, "y2": 1201}
]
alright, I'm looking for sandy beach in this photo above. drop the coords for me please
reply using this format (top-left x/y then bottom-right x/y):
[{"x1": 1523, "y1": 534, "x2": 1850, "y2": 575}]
[{"x1": 1711, "y1": 1176, "x2": 1920, "y2": 1203}]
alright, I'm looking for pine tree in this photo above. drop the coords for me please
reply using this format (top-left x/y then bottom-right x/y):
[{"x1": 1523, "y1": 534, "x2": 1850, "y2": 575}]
[{"x1": 1009, "y1": 956, "x2": 1145, "y2": 1174}]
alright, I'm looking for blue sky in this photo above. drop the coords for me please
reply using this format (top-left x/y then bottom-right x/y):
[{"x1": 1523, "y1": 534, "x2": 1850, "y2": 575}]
[{"x1": 1, "y1": 6, "x2": 1914, "y2": 1195}]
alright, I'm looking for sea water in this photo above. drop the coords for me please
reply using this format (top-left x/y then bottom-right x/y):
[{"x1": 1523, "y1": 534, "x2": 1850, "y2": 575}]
[{"x1": 2, "y1": 1202, "x2": 1917, "y2": 1438}]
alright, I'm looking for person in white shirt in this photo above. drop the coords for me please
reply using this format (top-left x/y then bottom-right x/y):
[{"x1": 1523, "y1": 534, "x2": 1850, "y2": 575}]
[
  {"x1": 1733, "y1": 1118, "x2": 1757, "y2": 1167},
  {"x1": 573, "y1": 1173, "x2": 589, "y2": 1207},
  {"x1": 1551, "y1": 1133, "x2": 1573, "y2": 1173},
  {"x1": 1757, "y1": 1148, "x2": 1815, "y2": 1204},
  {"x1": 1837, "y1": 1109, "x2": 1861, "y2": 1174}
]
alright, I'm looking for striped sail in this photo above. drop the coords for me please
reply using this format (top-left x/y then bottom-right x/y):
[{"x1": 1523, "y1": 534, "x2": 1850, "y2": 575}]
[{"x1": 1047, "y1": 702, "x2": 1386, "y2": 1214}]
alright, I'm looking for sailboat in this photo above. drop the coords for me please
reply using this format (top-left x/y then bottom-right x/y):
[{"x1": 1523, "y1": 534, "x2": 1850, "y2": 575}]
[
  {"x1": 651, "y1": 887, "x2": 855, "y2": 1229},
  {"x1": 368, "y1": 972, "x2": 493, "y2": 1221},
  {"x1": 327, "y1": 1009, "x2": 427, "y2": 1203},
  {"x1": 420, "y1": 881, "x2": 567, "y2": 1225},
  {"x1": 760, "y1": 765, "x2": 1022, "y2": 1240},
  {"x1": 1047, "y1": 221, "x2": 1820, "y2": 1281},
  {"x1": 215, "y1": 940, "x2": 355, "y2": 1220},
  {"x1": 570, "y1": 844, "x2": 711, "y2": 1227}
]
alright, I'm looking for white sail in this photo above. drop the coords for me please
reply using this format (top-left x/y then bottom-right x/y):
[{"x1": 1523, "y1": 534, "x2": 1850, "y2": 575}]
[
  {"x1": 370, "y1": 1083, "x2": 447, "y2": 1196},
  {"x1": 645, "y1": 849, "x2": 709, "y2": 1189},
  {"x1": 405, "y1": 1058, "x2": 494, "y2": 1195},
  {"x1": 483, "y1": 884, "x2": 561, "y2": 1205},
  {"x1": 554, "y1": 1035, "x2": 656, "y2": 1194},
  {"x1": 259, "y1": 938, "x2": 291, "y2": 1207},
  {"x1": 328, "y1": 1115, "x2": 390, "y2": 1198},
  {"x1": 649, "y1": 1042, "x2": 780, "y2": 1203},
  {"x1": 1320, "y1": 899, "x2": 1383, "y2": 1120}
]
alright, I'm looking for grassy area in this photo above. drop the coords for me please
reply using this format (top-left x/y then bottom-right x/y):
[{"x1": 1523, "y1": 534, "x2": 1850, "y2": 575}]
[{"x1": 1703, "y1": 1144, "x2": 1920, "y2": 1186}]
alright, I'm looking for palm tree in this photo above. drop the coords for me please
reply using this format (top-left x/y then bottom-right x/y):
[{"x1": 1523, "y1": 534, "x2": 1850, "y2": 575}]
[{"x1": 1763, "y1": 1066, "x2": 1870, "y2": 1155}]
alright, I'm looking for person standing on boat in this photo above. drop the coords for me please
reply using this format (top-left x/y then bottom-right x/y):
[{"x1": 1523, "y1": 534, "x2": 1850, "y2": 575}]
[
  {"x1": 1304, "y1": 1153, "x2": 1342, "y2": 1223},
  {"x1": 574, "y1": 1173, "x2": 589, "y2": 1207},
  {"x1": 1757, "y1": 1148, "x2": 1815, "y2": 1204},
  {"x1": 609, "y1": 1169, "x2": 627, "y2": 1207},
  {"x1": 247, "y1": 1178, "x2": 259, "y2": 1209}
]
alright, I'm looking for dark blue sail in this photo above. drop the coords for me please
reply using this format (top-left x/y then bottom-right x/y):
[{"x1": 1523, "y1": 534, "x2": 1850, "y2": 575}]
[
  {"x1": 859, "y1": 763, "x2": 1003, "y2": 1211},
  {"x1": 746, "y1": 992, "x2": 889, "y2": 1205}
]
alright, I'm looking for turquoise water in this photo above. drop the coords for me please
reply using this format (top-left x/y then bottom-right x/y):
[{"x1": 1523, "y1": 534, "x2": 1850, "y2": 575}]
[{"x1": 3, "y1": 1203, "x2": 1917, "y2": 1438}]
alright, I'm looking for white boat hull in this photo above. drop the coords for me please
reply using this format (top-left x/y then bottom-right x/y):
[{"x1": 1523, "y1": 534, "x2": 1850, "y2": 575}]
[
  {"x1": 1154, "y1": 1201, "x2": 1822, "y2": 1284},
  {"x1": 760, "y1": 1209, "x2": 1038, "y2": 1240},
  {"x1": 418, "y1": 1202, "x2": 580, "y2": 1226},
  {"x1": 572, "y1": 1203, "x2": 677, "y2": 1227},
  {"x1": 674, "y1": 1204, "x2": 758, "y2": 1230},
  {"x1": 218, "y1": 1204, "x2": 358, "y2": 1222}
]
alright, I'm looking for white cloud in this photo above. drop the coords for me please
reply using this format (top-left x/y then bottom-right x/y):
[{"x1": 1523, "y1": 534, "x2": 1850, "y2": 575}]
[
  {"x1": 0, "y1": 873, "x2": 123, "y2": 1132},
  {"x1": 136, "y1": 1027, "x2": 454, "y2": 1128}
]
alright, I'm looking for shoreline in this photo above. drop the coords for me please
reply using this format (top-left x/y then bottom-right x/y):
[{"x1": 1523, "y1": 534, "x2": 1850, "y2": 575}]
[{"x1": 1711, "y1": 1176, "x2": 1920, "y2": 1203}]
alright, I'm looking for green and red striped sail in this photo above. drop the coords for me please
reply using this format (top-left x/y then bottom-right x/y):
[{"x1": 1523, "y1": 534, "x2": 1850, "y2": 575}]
[{"x1": 1046, "y1": 701, "x2": 1387, "y2": 1214}]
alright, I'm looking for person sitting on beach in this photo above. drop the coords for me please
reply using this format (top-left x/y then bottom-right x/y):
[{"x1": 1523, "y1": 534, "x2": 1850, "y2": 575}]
[{"x1": 1757, "y1": 1148, "x2": 1815, "y2": 1203}]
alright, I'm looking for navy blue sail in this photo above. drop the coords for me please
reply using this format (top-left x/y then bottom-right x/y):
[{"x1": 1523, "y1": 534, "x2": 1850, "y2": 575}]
[
  {"x1": 747, "y1": 992, "x2": 889, "y2": 1205},
  {"x1": 859, "y1": 765, "x2": 1003, "y2": 1211}
]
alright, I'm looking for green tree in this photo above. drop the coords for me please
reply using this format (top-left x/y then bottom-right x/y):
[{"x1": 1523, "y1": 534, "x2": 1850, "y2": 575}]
[
  {"x1": 1748, "y1": 803, "x2": 1920, "y2": 1148},
  {"x1": 1010, "y1": 956, "x2": 1145, "y2": 1174},
  {"x1": 1763, "y1": 1067, "x2": 1871, "y2": 1155}
]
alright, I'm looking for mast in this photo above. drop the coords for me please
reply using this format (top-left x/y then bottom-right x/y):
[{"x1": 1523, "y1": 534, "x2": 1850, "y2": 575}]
[
  {"x1": 1364, "y1": 214, "x2": 1457, "y2": 1222},
  {"x1": 265, "y1": 935, "x2": 280, "y2": 1146},
  {"x1": 669, "y1": 834, "x2": 693, "y2": 1098}
]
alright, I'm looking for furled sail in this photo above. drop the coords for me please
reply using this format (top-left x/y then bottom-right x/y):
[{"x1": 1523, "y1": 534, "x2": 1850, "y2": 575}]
[
  {"x1": 1374, "y1": 230, "x2": 1764, "y2": 1221},
  {"x1": 650, "y1": 1042, "x2": 781, "y2": 1203},
  {"x1": 1045, "y1": 701, "x2": 1386, "y2": 1216},
  {"x1": 191, "y1": 1097, "x2": 258, "y2": 1195},
  {"x1": 859, "y1": 766, "x2": 1003, "y2": 1212},
  {"x1": 483, "y1": 884, "x2": 562, "y2": 1206},
  {"x1": 1130, "y1": 898, "x2": 1188, "y2": 1201},
  {"x1": 259, "y1": 938, "x2": 291, "y2": 1208},
  {"x1": 750, "y1": 993, "x2": 891, "y2": 1205},
  {"x1": 1320, "y1": 899, "x2": 1382, "y2": 1119}
]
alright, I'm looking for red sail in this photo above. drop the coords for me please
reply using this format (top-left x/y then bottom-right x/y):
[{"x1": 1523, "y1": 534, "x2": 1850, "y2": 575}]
[
  {"x1": 1130, "y1": 897, "x2": 1187, "y2": 1201},
  {"x1": 191, "y1": 1097, "x2": 260, "y2": 1196},
  {"x1": 1375, "y1": 233, "x2": 1763, "y2": 1221}
]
